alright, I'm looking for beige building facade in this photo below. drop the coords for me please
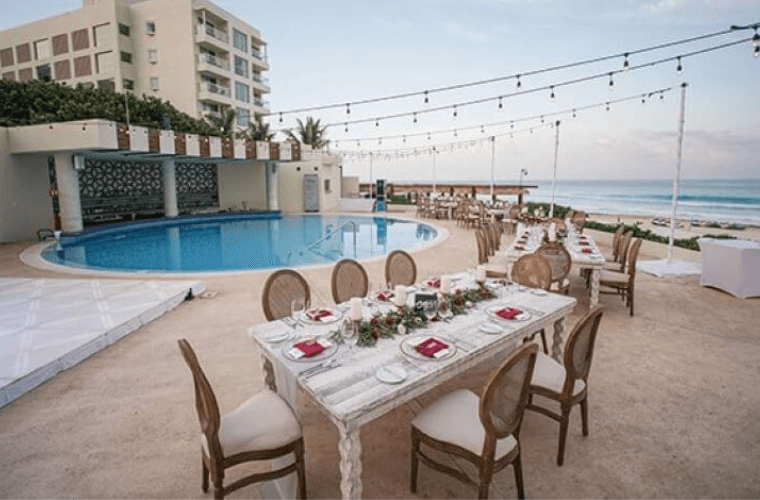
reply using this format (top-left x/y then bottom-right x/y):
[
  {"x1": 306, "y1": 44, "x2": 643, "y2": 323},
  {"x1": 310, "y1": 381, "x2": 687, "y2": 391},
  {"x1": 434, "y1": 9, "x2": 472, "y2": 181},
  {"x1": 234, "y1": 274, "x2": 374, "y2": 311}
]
[{"x1": 0, "y1": 0, "x2": 270, "y2": 129}]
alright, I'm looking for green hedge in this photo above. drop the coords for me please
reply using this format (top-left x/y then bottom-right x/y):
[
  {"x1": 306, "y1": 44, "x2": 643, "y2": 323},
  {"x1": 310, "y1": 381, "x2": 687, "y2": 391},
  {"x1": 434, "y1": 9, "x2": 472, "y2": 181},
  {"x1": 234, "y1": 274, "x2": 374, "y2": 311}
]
[{"x1": 0, "y1": 79, "x2": 222, "y2": 136}]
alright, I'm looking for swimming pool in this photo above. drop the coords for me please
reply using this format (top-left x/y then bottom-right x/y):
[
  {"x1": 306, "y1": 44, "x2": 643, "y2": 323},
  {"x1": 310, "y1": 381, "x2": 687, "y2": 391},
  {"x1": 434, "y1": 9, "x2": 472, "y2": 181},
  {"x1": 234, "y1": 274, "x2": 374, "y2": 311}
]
[{"x1": 41, "y1": 214, "x2": 439, "y2": 273}]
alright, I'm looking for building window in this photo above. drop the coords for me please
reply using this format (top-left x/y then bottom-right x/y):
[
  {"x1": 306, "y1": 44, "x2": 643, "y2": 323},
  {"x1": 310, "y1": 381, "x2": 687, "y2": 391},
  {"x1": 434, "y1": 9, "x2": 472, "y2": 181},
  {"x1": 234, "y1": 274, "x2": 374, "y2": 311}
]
[
  {"x1": 2, "y1": 71, "x2": 15, "y2": 81},
  {"x1": 73, "y1": 55, "x2": 92, "y2": 77},
  {"x1": 234, "y1": 81, "x2": 249, "y2": 103},
  {"x1": 324, "y1": 179, "x2": 331, "y2": 193},
  {"x1": 95, "y1": 51, "x2": 114, "y2": 74},
  {"x1": 233, "y1": 29, "x2": 247, "y2": 52},
  {"x1": 234, "y1": 55, "x2": 248, "y2": 77},
  {"x1": 54, "y1": 60, "x2": 71, "y2": 80},
  {"x1": 118, "y1": 23, "x2": 130, "y2": 36},
  {"x1": 80, "y1": 82, "x2": 94, "y2": 89},
  {"x1": 120, "y1": 51, "x2": 132, "y2": 64},
  {"x1": 123, "y1": 78, "x2": 134, "y2": 90},
  {"x1": 34, "y1": 39, "x2": 50, "y2": 60},
  {"x1": 98, "y1": 79, "x2": 115, "y2": 90},
  {"x1": 150, "y1": 76, "x2": 159, "y2": 90},
  {"x1": 236, "y1": 107, "x2": 250, "y2": 127},
  {"x1": 71, "y1": 29, "x2": 89, "y2": 51},
  {"x1": 52, "y1": 34, "x2": 69, "y2": 56},
  {"x1": 93, "y1": 23, "x2": 112, "y2": 48},
  {"x1": 16, "y1": 43, "x2": 31, "y2": 63},
  {"x1": 147, "y1": 49, "x2": 157, "y2": 63},
  {"x1": 36, "y1": 64, "x2": 51, "y2": 81},
  {"x1": 18, "y1": 68, "x2": 33, "y2": 81},
  {"x1": 0, "y1": 48, "x2": 13, "y2": 68},
  {"x1": 146, "y1": 21, "x2": 156, "y2": 35}
]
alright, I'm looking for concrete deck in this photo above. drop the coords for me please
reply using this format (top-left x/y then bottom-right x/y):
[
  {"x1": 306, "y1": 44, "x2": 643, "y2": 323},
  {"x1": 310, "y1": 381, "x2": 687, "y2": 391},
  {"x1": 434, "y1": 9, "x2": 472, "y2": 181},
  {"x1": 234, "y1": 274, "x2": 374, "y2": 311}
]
[{"x1": 0, "y1": 207, "x2": 759, "y2": 498}]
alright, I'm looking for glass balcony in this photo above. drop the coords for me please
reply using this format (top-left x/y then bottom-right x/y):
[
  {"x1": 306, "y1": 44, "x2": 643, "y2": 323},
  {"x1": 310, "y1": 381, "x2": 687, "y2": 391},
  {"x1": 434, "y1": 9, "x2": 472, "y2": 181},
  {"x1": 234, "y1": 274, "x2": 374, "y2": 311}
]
[
  {"x1": 198, "y1": 53, "x2": 229, "y2": 70},
  {"x1": 253, "y1": 97, "x2": 269, "y2": 108},
  {"x1": 196, "y1": 24, "x2": 229, "y2": 44},
  {"x1": 252, "y1": 74, "x2": 269, "y2": 85},
  {"x1": 202, "y1": 81, "x2": 229, "y2": 96}
]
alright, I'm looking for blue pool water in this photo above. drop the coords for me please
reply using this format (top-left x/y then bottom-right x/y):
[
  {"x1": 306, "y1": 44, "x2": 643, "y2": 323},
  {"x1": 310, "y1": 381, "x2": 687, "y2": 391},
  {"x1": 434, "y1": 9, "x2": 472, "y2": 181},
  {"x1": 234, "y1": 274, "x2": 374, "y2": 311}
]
[{"x1": 43, "y1": 214, "x2": 438, "y2": 272}]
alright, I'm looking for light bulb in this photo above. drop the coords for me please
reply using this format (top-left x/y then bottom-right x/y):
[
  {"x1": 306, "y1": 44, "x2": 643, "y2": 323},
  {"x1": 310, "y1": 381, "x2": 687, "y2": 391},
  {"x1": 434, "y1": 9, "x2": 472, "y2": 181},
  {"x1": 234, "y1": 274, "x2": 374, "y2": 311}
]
[
  {"x1": 375, "y1": 119, "x2": 379, "y2": 127},
  {"x1": 516, "y1": 74, "x2": 521, "y2": 89},
  {"x1": 278, "y1": 113, "x2": 283, "y2": 123},
  {"x1": 346, "y1": 103, "x2": 350, "y2": 115},
  {"x1": 424, "y1": 90, "x2": 429, "y2": 104},
  {"x1": 550, "y1": 86, "x2": 555, "y2": 99},
  {"x1": 498, "y1": 96, "x2": 503, "y2": 109},
  {"x1": 608, "y1": 73, "x2": 614, "y2": 90},
  {"x1": 344, "y1": 123, "x2": 348, "y2": 133},
  {"x1": 753, "y1": 30, "x2": 759, "y2": 48},
  {"x1": 676, "y1": 57, "x2": 683, "y2": 75},
  {"x1": 453, "y1": 105, "x2": 457, "y2": 118},
  {"x1": 572, "y1": 109, "x2": 577, "y2": 118},
  {"x1": 413, "y1": 112, "x2": 417, "y2": 123},
  {"x1": 623, "y1": 53, "x2": 630, "y2": 71}
]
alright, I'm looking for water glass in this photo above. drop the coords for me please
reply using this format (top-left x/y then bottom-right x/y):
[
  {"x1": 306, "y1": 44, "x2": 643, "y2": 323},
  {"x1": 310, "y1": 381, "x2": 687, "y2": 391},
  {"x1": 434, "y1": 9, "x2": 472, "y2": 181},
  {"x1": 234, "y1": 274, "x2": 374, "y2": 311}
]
[{"x1": 422, "y1": 301, "x2": 438, "y2": 322}]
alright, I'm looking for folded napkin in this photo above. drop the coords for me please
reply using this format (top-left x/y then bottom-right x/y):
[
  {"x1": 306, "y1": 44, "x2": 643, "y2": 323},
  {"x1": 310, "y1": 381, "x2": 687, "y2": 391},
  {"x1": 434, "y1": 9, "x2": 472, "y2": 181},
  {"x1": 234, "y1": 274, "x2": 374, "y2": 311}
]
[
  {"x1": 426, "y1": 278, "x2": 441, "y2": 288},
  {"x1": 515, "y1": 245, "x2": 525, "y2": 250},
  {"x1": 578, "y1": 241, "x2": 590, "y2": 246},
  {"x1": 496, "y1": 307, "x2": 522, "y2": 320},
  {"x1": 306, "y1": 308, "x2": 332, "y2": 321},
  {"x1": 581, "y1": 248, "x2": 594, "y2": 254},
  {"x1": 416, "y1": 337, "x2": 449, "y2": 358},
  {"x1": 292, "y1": 338, "x2": 326, "y2": 358},
  {"x1": 377, "y1": 291, "x2": 394, "y2": 302}
]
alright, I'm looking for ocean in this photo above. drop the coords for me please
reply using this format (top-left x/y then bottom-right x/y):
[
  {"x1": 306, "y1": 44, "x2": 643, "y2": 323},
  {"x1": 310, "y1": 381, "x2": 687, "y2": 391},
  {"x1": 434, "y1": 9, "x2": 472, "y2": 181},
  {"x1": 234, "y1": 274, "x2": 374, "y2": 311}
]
[{"x1": 488, "y1": 179, "x2": 760, "y2": 226}]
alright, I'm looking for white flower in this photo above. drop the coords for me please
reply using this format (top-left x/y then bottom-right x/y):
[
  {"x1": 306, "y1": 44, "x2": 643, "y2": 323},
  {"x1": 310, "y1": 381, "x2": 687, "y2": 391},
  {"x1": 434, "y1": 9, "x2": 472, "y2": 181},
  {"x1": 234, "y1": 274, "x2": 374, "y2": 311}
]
[{"x1": 398, "y1": 324, "x2": 406, "y2": 335}]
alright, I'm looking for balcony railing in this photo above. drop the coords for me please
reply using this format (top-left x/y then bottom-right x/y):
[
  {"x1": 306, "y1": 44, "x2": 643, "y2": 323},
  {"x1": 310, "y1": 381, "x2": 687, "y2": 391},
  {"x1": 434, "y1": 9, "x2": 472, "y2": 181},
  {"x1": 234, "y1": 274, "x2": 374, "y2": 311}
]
[
  {"x1": 251, "y1": 50, "x2": 267, "y2": 62},
  {"x1": 253, "y1": 97, "x2": 269, "y2": 108},
  {"x1": 198, "y1": 53, "x2": 229, "y2": 70},
  {"x1": 252, "y1": 74, "x2": 270, "y2": 85},
  {"x1": 201, "y1": 81, "x2": 229, "y2": 96},
  {"x1": 196, "y1": 24, "x2": 229, "y2": 44}
]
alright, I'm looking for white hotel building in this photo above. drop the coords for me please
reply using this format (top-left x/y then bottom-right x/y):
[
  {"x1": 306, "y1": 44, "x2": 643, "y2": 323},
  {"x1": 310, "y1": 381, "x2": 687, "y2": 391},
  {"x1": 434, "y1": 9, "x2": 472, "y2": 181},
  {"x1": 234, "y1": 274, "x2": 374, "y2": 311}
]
[{"x1": 0, "y1": 0, "x2": 271, "y2": 129}]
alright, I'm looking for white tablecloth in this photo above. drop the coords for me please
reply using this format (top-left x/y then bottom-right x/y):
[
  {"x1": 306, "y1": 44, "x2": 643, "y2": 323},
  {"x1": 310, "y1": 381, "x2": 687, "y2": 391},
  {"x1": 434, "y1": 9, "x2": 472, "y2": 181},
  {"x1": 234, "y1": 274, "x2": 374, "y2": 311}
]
[{"x1": 699, "y1": 238, "x2": 760, "y2": 299}]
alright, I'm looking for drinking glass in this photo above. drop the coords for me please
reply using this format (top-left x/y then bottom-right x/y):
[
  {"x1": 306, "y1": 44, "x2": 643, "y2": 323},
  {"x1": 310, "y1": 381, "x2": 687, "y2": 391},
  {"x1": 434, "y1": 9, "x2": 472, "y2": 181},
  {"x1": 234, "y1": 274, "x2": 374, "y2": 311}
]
[
  {"x1": 422, "y1": 301, "x2": 438, "y2": 322},
  {"x1": 466, "y1": 258, "x2": 476, "y2": 281},
  {"x1": 290, "y1": 297, "x2": 306, "y2": 327}
]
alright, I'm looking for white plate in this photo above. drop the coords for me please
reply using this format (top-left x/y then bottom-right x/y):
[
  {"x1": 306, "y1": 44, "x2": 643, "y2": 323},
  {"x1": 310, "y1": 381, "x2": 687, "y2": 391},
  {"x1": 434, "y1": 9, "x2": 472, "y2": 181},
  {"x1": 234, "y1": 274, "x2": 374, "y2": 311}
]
[
  {"x1": 282, "y1": 338, "x2": 339, "y2": 363},
  {"x1": 376, "y1": 365, "x2": 407, "y2": 384},
  {"x1": 479, "y1": 322, "x2": 503, "y2": 334},
  {"x1": 485, "y1": 304, "x2": 533, "y2": 322},
  {"x1": 262, "y1": 329, "x2": 291, "y2": 343},
  {"x1": 301, "y1": 307, "x2": 342, "y2": 325},
  {"x1": 530, "y1": 289, "x2": 548, "y2": 296},
  {"x1": 400, "y1": 334, "x2": 457, "y2": 361}
]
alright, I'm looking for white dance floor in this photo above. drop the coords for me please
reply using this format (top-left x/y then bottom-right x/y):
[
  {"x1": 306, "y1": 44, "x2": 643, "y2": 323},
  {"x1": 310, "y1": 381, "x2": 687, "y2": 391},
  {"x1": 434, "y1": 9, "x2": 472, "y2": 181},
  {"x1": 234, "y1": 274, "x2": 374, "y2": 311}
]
[{"x1": 0, "y1": 278, "x2": 205, "y2": 408}]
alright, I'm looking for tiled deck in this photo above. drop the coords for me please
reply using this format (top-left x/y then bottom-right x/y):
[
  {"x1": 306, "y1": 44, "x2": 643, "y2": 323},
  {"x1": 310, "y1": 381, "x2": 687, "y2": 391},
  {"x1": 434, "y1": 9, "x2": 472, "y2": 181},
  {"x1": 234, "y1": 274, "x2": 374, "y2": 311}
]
[{"x1": 0, "y1": 278, "x2": 205, "y2": 408}]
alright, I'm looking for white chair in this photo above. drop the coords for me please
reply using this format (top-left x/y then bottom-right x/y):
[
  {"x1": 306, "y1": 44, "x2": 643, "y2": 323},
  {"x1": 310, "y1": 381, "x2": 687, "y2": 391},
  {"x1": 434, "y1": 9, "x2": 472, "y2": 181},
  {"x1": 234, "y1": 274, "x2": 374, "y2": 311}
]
[{"x1": 410, "y1": 343, "x2": 538, "y2": 499}]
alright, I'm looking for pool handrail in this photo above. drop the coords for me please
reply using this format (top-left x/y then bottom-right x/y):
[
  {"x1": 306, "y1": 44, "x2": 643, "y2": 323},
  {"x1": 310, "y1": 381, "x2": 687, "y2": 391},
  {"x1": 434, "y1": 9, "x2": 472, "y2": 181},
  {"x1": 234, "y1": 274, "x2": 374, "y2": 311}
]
[{"x1": 287, "y1": 220, "x2": 358, "y2": 264}]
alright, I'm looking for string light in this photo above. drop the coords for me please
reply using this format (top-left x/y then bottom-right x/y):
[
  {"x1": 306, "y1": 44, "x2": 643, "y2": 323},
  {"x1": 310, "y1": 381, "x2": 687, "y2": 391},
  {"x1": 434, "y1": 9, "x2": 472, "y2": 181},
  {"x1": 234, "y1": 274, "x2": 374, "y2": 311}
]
[
  {"x1": 481, "y1": 125, "x2": 485, "y2": 133},
  {"x1": 454, "y1": 129, "x2": 458, "y2": 137},
  {"x1": 375, "y1": 119, "x2": 379, "y2": 127},
  {"x1": 677, "y1": 56, "x2": 683, "y2": 75},
  {"x1": 424, "y1": 90, "x2": 429, "y2": 104},
  {"x1": 413, "y1": 112, "x2": 417, "y2": 123},
  {"x1": 346, "y1": 103, "x2": 350, "y2": 115},
  {"x1": 516, "y1": 74, "x2": 521, "y2": 89},
  {"x1": 623, "y1": 53, "x2": 630, "y2": 70},
  {"x1": 550, "y1": 86, "x2": 555, "y2": 99},
  {"x1": 453, "y1": 105, "x2": 457, "y2": 118},
  {"x1": 753, "y1": 28, "x2": 760, "y2": 57},
  {"x1": 608, "y1": 72, "x2": 614, "y2": 89},
  {"x1": 498, "y1": 96, "x2": 503, "y2": 109},
  {"x1": 344, "y1": 122, "x2": 348, "y2": 133},
  {"x1": 606, "y1": 102, "x2": 610, "y2": 111},
  {"x1": 572, "y1": 108, "x2": 577, "y2": 118},
  {"x1": 278, "y1": 113, "x2": 283, "y2": 123}
]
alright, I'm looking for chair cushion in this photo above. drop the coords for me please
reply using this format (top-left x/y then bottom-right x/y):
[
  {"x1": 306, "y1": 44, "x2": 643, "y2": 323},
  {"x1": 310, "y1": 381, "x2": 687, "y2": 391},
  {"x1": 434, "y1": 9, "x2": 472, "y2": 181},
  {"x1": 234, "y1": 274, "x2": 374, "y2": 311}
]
[
  {"x1": 602, "y1": 261, "x2": 623, "y2": 271},
  {"x1": 202, "y1": 390, "x2": 302, "y2": 457},
  {"x1": 531, "y1": 352, "x2": 585, "y2": 396},
  {"x1": 600, "y1": 270, "x2": 629, "y2": 284},
  {"x1": 412, "y1": 389, "x2": 517, "y2": 459}
]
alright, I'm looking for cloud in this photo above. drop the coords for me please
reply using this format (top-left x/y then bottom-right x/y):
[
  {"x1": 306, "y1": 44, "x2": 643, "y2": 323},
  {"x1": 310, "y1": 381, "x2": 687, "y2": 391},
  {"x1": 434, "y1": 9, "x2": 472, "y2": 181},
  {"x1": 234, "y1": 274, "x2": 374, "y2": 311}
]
[
  {"x1": 644, "y1": 0, "x2": 688, "y2": 14},
  {"x1": 440, "y1": 21, "x2": 492, "y2": 44}
]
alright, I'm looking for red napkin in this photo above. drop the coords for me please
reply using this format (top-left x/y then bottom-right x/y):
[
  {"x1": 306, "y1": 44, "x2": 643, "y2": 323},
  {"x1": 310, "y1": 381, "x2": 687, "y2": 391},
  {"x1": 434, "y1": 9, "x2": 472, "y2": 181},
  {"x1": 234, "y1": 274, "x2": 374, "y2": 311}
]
[
  {"x1": 307, "y1": 309, "x2": 332, "y2": 321},
  {"x1": 294, "y1": 339, "x2": 325, "y2": 357},
  {"x1": 496, "y1": 307, "x2": 521, "y2": 319},
  {"x1": 377, "y1": 292, "x2": 393, "y2": 302},
  {"x1": 515, "y1": 245, "x2": 525, "y2": 250},
  {"x1": 416, "y1": 338, "x2": 449, "y2": 357},
  {"x1": 426, "y1": 279, "x2": 441, "y2": 288},
  {"x1": 581, "y1": 248, "x2": 593, "y2": 254}
]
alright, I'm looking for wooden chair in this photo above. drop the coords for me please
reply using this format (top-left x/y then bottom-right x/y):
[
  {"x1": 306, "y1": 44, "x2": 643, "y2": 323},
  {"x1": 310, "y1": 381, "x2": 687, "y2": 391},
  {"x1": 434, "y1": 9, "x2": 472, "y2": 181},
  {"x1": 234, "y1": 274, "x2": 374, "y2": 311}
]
[
  {"x1": 599, "y1": 238, "x2": 643, "y2": 316},
  {"x1": 331, "y1": 258, "x2": 369, "y2": 303},
  {"x1": 505, "y1": 204, "x2": 522, "y2": 235},
  {"x1": 605, "y1": 225, "x2": 626, "y2": 263},
  {"x1": 385, "y1": 249, "x2": 417, "y2": 287},
  {"x1": 475, "y1": 230, "x2": 508, "y2": 278},
  {"x1": 411, "y1": 343, "x2": 539, "y2": 499},
  {"x1": 178, "y1": 339, "x2": 307, "y2": 500},
  {"x1": 572, "y1": 212, "x2": 587, "y2": 233},
  {"x1": 535, "y1": 242, "x2": 572, "y2": 294},
  {"x1": 261, "y1": 269, "x2": 311, "y2": 321},
  {"x1": 526, "y1": 306, "x2": 603, "y2": 466},
  {"x1": 604, "y1": 231, "x2": 633, "y2": 273},
  {"x1": 511, "y1": 253, "x2": 552, "y2": 291}
]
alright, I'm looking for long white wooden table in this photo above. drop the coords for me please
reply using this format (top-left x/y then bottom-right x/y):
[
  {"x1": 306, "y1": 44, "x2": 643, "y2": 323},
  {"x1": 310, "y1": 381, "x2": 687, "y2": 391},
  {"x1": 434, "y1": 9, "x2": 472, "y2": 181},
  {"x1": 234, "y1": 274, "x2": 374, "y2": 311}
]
[
  {"x1": 248, "y1": 281, "x2": 576, "y2": 499},
  {"x1": 503, "y1": 228, "x2": 605, "y2": 308}
]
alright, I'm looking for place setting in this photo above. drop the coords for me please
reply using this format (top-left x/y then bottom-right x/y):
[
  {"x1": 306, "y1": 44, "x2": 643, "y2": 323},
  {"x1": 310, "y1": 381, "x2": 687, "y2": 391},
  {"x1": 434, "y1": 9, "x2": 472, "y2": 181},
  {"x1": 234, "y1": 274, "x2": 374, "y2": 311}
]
[{"x1": 399, "y1": 333, "x2": 458, "y2": 361}]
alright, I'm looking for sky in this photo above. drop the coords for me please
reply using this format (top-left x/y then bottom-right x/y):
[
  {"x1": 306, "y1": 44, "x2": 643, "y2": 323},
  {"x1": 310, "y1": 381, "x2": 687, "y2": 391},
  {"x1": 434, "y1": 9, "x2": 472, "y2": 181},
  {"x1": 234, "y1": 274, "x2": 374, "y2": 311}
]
[{"x1": 2, "y1": 0, "x2": 759, "y2": 182}]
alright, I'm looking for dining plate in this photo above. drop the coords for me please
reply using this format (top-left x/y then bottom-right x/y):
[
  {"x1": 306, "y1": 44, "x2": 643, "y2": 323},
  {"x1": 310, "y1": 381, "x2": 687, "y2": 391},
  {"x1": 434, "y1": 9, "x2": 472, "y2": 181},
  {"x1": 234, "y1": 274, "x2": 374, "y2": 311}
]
[
  {"x1": 530, "y1": 289, "x2": 548, "y2": 296},
  {"x1": 400, "y1": 334, "x2": 457, "y2": 361},
  {"x1": 479, "y1": 322, "x2": 503, "y2": 334},
  {"x1": 300, "y1": 307, "x2": 342, "y2": 325},
  {"x1": 485, "y1": 304, "x2": 533, "y2": 322},
  {"x1": 262, "y1": 329, "x2": 291, "y2": 343},
  {"x1": 376, "y1": 365, "x2": 407, "y2": 384},
  {"x1": 282, "y1": 337, "x2": 339, "y2": 363}
]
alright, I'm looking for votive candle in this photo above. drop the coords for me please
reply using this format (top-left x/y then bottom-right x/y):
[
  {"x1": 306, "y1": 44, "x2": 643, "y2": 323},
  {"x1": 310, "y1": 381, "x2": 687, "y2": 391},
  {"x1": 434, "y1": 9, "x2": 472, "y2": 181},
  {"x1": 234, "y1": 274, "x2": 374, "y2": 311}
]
[{"x1": 350, "y1": 297, "x2": 363, "y2": 321}]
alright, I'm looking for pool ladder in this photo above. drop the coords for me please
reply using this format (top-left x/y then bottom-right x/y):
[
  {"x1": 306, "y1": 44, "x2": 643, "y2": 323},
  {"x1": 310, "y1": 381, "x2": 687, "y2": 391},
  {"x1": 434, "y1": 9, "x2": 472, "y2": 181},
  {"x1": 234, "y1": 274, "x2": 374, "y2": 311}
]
[{"x1": 286, "y1": 220, "x2": 358, "y2": 263}]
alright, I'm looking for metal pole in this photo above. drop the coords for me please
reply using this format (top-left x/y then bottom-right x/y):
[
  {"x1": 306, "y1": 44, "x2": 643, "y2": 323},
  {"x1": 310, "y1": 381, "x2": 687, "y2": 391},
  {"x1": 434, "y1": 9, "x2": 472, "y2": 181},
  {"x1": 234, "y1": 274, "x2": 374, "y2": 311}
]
[
  {"x1": 432, "y1": 147, "x2": 437, "y2": 195},
  {"x1": 369, "y1": 154, "x2": 373, "y2": 198},
  {"x1": 550, "y1": 121, "x2": 560, "y2": 218},
  {"x1": 668, "y1": 82, "x2": 688, "y2": 264},
  {"x1": 489, "y1": 136, "x2": 496, "y2": 201}
]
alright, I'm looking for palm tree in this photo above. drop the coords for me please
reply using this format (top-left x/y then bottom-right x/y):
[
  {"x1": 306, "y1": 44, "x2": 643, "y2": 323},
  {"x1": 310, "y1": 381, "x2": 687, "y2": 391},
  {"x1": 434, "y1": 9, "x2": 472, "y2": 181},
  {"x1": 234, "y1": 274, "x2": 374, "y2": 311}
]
[
  {"x1": 236, "y1": 116, "x2": 274, "y2": 141},
  {"x1": 205, "y1": 108, "x2": 236, "y2": 137},
  {"x1": 285, "y1": 116, "x2": 329, "y2": 149}
]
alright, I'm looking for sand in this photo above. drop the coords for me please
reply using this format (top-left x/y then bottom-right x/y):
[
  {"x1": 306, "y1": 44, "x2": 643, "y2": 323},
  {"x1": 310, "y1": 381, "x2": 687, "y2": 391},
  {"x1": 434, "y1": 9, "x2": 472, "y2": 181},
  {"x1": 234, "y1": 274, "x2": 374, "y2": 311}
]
[{"x1": 1, "y1": 206, "x2": 759, "y2": 499}]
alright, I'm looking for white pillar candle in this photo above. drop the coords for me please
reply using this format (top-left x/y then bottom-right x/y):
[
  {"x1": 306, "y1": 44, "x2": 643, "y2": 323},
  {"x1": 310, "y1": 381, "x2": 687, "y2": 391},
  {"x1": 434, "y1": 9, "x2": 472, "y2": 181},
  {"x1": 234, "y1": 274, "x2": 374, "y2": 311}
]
[
  {"x1": 441, "y1": 275, "x2": 452, "y2": 293},
  {"x1": 350, "y1": 297, "x2": 363, "y2": 321},
  {"x1": 476, "y1": 265, "x2": 487, "y2": 282},
  {"x1": 394, "y1": 285, "x2": 407, "y2": 306}
]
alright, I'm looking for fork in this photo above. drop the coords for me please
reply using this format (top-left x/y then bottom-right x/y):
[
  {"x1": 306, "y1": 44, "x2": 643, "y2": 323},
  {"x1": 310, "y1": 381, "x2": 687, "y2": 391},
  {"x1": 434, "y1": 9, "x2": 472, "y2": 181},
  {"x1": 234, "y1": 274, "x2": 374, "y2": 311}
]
[{"x1": 299, "y1": 358, "x2": 341, "y2": 379}]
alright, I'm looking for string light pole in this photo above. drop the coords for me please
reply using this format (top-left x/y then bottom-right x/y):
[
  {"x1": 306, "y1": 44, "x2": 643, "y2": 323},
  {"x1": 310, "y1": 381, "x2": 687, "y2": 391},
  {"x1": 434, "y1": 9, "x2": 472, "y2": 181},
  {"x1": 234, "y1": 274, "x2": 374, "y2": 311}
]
[
  {"x1": 489, "y1": 136, "x2": 496, "y2": 201},
  {"x1": 431, "y1": 147, "x2": 437, "y2": 196},
  {"x1": 519, "y1": 168, "x2": 528, "y2": 204},
  {"x1": 549, "y1": 121, "x2": 561, "y2": 218},
  {"x1": 368, "y1": 153, "x2": 374, "y2": 198},
  {"x1": 668, "y1": 82, "x2": 688, "y2": 264}
]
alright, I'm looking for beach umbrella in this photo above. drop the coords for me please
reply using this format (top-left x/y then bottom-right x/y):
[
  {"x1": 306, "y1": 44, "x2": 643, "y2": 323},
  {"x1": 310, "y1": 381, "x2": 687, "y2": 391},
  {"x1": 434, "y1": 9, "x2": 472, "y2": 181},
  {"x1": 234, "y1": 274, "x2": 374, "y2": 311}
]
[{"x1": 549, "y1": 121, "x2": 561, "y2": 218}]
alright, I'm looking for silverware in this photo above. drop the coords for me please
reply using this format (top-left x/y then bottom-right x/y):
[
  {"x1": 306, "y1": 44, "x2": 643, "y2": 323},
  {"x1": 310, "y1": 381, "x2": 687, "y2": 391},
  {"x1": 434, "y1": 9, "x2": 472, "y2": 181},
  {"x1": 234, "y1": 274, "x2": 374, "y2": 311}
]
[{"x1": 299, "y1": 358, "x2": 340, "y2": 379}]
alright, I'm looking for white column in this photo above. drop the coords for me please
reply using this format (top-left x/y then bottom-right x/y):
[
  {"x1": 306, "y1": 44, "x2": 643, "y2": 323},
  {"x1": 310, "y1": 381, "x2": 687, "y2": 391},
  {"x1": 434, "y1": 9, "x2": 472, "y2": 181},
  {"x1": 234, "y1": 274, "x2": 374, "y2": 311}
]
[
  {"x1": 54, "y1": 153, "x2": 83, "y2": 233},
  {"x1": 162, "y1": 158, "x2": 179, "y2": 217},
  {"x1": 266, "y1": 161, "x2": 279, "y2": 211}
]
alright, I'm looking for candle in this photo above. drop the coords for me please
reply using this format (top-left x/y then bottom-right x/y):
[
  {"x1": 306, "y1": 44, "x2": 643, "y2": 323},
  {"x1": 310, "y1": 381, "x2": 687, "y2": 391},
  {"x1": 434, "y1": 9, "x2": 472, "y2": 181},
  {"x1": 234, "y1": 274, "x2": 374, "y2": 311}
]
[
  {"x1": 350, "y1": 297, "x2": 363, "y2": 321},
  {"x1": 441, "y1": 275, "x2": 452, "y2": 293},
  {"x1": 394, "y1": 285, "x2": 407, "y2": 306},
  {"x1": 476, "y1": 265, "x2": 487, "y2": 283}
]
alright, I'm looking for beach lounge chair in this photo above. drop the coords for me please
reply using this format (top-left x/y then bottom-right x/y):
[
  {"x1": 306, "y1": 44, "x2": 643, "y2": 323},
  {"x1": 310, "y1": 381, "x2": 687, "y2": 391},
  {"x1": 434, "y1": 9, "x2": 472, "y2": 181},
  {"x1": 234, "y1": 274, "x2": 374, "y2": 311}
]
[
  {"x1": 410, "y1": 343, "x2": 538, "y2": 499},
  {"x1": 526, "y1": 306, "x2": 604, "y2": 466},
  {"x1": 178, "y1": 339, "x2": 307, "y2": 500},
  {"x1": 331, "y1": 258, "x2": 369, "y2": 303}
]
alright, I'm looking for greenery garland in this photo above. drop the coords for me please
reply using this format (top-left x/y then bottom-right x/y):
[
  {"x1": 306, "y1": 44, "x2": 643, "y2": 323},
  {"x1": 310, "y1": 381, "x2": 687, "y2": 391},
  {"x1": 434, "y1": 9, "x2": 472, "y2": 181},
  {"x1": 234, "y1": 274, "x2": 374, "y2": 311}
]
[{"x1": 330, "y1": 286, "x2": 497, "y2": 347}]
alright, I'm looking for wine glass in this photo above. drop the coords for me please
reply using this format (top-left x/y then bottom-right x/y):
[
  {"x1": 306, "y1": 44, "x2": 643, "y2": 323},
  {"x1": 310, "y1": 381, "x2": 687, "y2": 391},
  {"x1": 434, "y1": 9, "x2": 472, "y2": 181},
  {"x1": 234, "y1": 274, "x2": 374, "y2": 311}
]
[
  {"x1": 466, "y1": 257, "x2": 476, "y2": 282},
  {"x1": 290, "y1": 297, "x2": 306, "y2": 331},
  {"x1": 422, "y1": 301, "x2": 438, "y2": 323}
]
